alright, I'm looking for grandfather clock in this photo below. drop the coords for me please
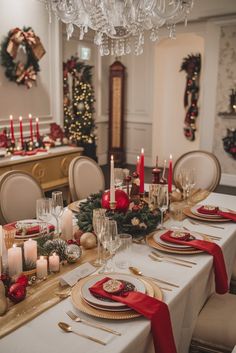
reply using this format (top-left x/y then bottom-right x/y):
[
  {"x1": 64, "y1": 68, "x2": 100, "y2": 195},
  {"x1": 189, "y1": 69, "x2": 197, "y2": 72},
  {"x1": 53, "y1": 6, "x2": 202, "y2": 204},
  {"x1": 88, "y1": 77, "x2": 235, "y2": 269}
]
[{"x1": 108, "y1": 60, "x2": 126, "y2": 166}]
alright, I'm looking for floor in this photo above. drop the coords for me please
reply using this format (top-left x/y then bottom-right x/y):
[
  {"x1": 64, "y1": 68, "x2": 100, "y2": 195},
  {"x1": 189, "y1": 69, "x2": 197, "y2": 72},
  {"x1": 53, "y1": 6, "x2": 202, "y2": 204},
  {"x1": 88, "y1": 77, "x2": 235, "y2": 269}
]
[{"x1": 101, "y1": 164, "x2": 236, "y2": 196}]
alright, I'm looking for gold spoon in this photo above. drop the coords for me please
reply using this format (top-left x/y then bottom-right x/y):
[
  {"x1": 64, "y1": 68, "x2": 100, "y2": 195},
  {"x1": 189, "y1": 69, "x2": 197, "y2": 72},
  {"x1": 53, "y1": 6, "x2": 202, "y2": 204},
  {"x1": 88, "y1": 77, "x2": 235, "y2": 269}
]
[
  {"x1": 58, "y1": 322, "x2": 106, "y2": 345},
  {"x1": 129, "y1": 266, "x2": 179, "y2": 288}
]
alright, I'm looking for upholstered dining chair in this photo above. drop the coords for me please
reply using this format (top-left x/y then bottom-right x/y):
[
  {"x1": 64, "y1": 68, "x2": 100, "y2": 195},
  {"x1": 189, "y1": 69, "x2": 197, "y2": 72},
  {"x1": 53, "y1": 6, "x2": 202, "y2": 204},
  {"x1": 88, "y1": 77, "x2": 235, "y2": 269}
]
[
  {"x1": 173, "y1": 150, "x2": 221, "y2": 192},
  {"x1": 68, "y1": 156, "x2": 105, "y2": 201},
  {"x1": 0, "y1": 170, "x2": 44, "y2": 224},
  {"x1": 190, "y1": 293, "x2": 236, "y2": 353}
]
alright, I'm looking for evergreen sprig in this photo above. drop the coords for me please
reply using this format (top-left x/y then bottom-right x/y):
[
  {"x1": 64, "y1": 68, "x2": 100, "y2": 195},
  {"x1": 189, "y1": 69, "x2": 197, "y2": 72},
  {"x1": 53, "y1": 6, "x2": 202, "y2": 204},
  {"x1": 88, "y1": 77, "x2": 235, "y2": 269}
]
[{"x1": 76, "y1": 192, "x2": 160, "y2": 238}]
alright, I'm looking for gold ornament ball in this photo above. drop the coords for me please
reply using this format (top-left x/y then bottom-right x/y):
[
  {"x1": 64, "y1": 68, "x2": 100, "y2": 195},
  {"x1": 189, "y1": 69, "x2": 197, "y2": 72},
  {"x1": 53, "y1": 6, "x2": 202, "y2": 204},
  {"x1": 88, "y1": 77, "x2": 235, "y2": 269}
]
[{"x1": 80, "y1": 232, "x2": 97, "y2": 249}]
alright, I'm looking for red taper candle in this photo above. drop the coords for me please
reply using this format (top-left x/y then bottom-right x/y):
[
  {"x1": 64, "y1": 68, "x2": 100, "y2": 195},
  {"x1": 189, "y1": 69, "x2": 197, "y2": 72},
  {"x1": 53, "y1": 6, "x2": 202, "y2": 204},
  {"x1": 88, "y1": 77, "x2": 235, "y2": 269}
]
[
  {"x1": 35, "y1": 117, "x2": 40, "y2": 142},
  {"x1": 19, "y1": 116, "x2": 24, "y2": 147},
  {"x1": 139, "y1": 148, "x2": 144, "y2": 194},
  {"x1": 168, "y1": 154, "x2": 173, "y2": 193},
  {"x1": 29, "y1": 114, "x2": 33, "y2": 142},
  {"x1": 9, "y1": 115, "x2": 15, "y2": 143}
]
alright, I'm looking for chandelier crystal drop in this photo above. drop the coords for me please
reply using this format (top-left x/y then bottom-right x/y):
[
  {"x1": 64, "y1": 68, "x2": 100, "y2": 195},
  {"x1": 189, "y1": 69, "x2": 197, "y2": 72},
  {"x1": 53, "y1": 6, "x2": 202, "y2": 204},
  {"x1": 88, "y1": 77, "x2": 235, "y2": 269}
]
[{"x1": 41, "y1": 0, "x2": 194, "y2": 56}]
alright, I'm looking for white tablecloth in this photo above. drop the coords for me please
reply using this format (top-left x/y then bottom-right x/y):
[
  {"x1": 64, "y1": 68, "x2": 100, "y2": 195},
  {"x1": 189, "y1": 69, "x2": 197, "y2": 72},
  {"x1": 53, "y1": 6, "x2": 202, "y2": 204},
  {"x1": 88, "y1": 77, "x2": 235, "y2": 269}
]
[{"x1": 1, "y1": 192, "x2": 236, "y2": 353}]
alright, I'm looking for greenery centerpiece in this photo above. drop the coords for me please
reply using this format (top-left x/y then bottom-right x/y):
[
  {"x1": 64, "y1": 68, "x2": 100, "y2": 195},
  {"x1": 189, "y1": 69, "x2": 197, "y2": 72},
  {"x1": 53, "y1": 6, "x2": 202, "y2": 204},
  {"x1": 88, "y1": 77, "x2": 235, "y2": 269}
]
[{"x1": 76, "y1": 191, "x2": 160, "y2": 239}]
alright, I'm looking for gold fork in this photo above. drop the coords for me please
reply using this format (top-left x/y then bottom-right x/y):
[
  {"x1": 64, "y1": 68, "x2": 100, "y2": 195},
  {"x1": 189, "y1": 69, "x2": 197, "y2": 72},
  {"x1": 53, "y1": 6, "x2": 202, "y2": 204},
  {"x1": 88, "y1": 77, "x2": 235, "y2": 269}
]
[
  {"x1": 149, "y1": 254, "x2": 192, "y2": 268},
  {"x1": 66, "y1": 310, "x2": 121, "y2": 335}
]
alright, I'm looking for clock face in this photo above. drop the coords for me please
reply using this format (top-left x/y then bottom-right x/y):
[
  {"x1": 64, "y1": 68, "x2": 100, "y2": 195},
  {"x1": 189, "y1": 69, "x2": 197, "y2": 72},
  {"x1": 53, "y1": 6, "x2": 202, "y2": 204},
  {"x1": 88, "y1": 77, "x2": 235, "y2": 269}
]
[{"x1": 111, "y1": 76, "x2": 122, "y2": 149}]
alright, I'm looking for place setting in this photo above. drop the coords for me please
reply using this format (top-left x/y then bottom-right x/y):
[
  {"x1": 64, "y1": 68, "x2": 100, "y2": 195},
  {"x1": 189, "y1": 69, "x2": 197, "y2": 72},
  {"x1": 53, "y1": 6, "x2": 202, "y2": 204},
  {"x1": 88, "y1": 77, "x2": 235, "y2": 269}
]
[{"x1": 184, "y1": 204, "x2": 236, "y2": 223}]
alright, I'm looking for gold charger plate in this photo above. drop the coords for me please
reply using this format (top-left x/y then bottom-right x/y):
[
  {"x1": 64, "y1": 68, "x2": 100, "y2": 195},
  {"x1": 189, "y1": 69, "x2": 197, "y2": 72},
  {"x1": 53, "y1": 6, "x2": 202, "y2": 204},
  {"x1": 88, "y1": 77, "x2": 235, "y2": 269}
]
[
  {"x1": 146, "y1": 233, "x2": 206, "y2": 255},
  {"x1": 183, "y1": 207, "x2": 229, "y2": 222},
  {"x1": 71, "y1": 273, "x2": 162, "y2": 320}
]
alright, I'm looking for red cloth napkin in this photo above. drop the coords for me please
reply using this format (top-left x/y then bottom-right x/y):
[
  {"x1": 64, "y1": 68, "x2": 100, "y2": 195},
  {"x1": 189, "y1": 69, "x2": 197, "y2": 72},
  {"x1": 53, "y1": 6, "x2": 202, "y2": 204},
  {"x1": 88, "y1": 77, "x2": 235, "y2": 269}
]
[
  {"x1": 161, "y1": 231, "x2": 228, "y2": 294},
  {"x1": 90, "y1": 277, "x2": 177, "y2": 353},
  {"x1": 197, "y1": 206, "x2": 236, "y2": 221},
  {"x1": 9, "y1": 222, "x2": 55, "y2": 235}
]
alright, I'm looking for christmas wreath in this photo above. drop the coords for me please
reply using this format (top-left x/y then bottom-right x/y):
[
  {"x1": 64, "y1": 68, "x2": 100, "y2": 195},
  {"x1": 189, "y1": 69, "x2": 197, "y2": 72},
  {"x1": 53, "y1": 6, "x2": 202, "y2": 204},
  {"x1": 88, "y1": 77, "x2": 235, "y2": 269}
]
[
  {"x1": 0, "y1": 27, "x2": 45, "y2": 89},
  {"x1": 76, "y1": 191, "x2": 160, "y2": 238}
]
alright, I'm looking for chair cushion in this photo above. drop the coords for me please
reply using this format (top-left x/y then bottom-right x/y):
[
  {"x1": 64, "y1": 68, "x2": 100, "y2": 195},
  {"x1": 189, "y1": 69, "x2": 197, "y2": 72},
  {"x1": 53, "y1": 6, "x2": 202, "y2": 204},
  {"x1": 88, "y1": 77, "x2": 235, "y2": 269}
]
[
  {"x1": 0, "y1": 172, "x2": 43, "y2": 223},
  {"x1": 173, "y1": 150, "x2": 221, "y2": 191},
  {"x1": 69, "y1": 156, "x2": 105, "y2": 201},
  {"x1": 193, "y1": 293, "x2": 236, "y2": 351}
]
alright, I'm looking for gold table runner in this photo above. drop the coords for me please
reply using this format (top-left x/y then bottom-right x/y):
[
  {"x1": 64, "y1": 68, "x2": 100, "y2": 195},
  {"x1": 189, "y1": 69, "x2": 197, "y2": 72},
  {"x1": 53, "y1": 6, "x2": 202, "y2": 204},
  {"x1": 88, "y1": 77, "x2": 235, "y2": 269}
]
[{"x1": 0, "y1": 248, "x2": 97, "y2": 339}]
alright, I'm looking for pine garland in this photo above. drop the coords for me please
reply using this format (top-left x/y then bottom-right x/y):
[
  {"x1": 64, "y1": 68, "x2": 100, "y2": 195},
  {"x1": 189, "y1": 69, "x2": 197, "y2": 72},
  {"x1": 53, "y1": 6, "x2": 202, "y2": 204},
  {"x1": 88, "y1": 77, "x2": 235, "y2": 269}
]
[{"x1": 76, "y1": 192, "x2": 160, "y2": 238}]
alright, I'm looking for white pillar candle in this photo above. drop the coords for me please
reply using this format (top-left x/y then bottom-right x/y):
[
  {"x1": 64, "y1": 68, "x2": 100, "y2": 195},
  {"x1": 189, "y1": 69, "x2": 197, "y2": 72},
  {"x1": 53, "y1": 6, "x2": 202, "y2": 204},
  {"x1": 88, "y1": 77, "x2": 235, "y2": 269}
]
[
  {"x1": 110, "y1": 155, "x2": 115, "y2": 203},
  {"x1": 61, "y1": 209, "x2": 73, "y2": 240},
  {"x1": 24, "y1": 238, "x2": 37, "y2": 266},
  {"x1": 8, "y1": 244, "x2": 23, "y2": 277},
  {"x1": 36, "y1": 256, "x2": 48, "y2": 279},
  {"x1": 49, "y1": 253, "x2": 60, "y2": 273}
]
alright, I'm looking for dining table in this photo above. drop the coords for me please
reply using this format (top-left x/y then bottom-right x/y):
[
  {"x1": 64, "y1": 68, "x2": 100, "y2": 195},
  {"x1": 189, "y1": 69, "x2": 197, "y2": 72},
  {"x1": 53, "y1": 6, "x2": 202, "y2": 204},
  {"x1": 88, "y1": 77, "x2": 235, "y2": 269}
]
[{"x1": 0, "y1": 191, "x2": 236, "y2": 353}]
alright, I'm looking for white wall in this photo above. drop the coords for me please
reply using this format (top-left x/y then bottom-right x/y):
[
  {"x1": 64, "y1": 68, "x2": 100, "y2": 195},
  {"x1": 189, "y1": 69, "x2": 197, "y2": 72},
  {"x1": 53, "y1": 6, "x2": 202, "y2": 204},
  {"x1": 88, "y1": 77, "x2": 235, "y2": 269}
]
[
  {"x1": 152, "y1": 33, "x2": 204, "y2": 164},
  {"x1": 0, "y1": 0, "x2": 62, "y2": 137}
]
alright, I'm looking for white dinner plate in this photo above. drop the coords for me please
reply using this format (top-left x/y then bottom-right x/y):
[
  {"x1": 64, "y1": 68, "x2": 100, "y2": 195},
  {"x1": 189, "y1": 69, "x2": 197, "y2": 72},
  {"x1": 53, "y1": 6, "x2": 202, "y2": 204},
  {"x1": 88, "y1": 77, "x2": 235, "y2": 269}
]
[
  {"x1": 190, "y1": 205, "x2": 227, "y2": 219},
  {"x1": 82, "y1": 297, "x2": 131, "y2": 312},
  {"x1": 153, "y1": 229, "x2": 203, "y2": 250},
  {"x1": 80, "y1": 274, "x2": 146, "y2": 309},
  {"x1": 14, "y1": 219, "x2": 53, "y2": 239}
]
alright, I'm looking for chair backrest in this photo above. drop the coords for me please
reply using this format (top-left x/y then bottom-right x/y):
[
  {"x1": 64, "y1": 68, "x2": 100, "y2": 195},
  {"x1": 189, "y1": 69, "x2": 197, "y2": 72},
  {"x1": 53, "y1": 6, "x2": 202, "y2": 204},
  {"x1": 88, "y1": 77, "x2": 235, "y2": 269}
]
[
  {"x1": 68, "y1": 156, "x2": 105, "y2": 201},
  {"x1": 0, "y1": 170, "x2": 44, "y2": 224},
  {"x1": 173, "y1": 150, "x2": 221, "y2": 192}
]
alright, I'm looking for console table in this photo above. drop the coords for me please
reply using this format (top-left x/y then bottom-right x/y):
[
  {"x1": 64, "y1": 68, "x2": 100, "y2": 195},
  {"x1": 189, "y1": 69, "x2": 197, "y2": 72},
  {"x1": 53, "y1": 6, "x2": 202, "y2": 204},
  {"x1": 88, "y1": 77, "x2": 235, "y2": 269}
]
[{"x1": 0, "y1": 146, "x2": 83, "y2": 192}]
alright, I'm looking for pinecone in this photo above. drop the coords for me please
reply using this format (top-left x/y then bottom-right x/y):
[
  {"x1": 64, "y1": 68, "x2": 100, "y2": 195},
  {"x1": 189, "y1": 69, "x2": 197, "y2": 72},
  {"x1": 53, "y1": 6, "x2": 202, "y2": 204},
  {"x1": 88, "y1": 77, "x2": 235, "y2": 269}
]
[{"x1": 43, "y1": 239, "x2": 68, "y2": 261}]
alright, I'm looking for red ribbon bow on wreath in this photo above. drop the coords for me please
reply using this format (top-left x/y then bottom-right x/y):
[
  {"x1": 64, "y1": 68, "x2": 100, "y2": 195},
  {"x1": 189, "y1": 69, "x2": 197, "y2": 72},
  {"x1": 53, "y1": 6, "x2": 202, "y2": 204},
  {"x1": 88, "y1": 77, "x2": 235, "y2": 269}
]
[
  {"x1": 16, "y1": 63, "x2": 37, "y2": 89},
  {"x1": 6, "y1": 28, "x2": 37, "y2": 59}
]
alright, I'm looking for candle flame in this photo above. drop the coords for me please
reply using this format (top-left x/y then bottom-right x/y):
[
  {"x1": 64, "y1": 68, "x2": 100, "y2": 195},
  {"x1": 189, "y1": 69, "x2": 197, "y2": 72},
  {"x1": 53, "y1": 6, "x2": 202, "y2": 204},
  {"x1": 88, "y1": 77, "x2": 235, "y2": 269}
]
[
  {"x1": 19, "y1": 116, "x2": 22, "y2": 121},
  {"x1": 36, "y1": 117, "x2": 39, "y2": 122},
  {"x1": 53, "y1": 252, "x2": 56, "y2": 256},
  {"x1": 170, "y1": 154, "x2": 172, "y2": 159},
  {"x1": 111, "y1": 155, "x2": 114, "y2": 161},
  {"x1": 40, "y1": 255, "x2": 44, "y2": 260},
  {"x1": 29, "y1": 114, "x2": 32, "y2": 119},
  {"x1": 10, "y1": 115, "x2": 13, "y2": 120},
  {"x1": 137, "y1": 156, "x2": 140, "y2": 161},
  {"x1": 13, "y1": 244, "x2": 16, "y2": 248},
  {"x1": 141, "y1": 148, "x2": 144, "y2": 154}
]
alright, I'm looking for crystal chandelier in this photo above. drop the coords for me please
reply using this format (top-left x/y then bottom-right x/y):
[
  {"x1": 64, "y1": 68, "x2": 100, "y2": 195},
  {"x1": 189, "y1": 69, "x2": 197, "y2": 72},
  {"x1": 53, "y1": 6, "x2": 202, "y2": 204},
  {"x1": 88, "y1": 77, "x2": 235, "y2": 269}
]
[{"x1": 41, "y1": 0, "x2": 194, "y2": 56}]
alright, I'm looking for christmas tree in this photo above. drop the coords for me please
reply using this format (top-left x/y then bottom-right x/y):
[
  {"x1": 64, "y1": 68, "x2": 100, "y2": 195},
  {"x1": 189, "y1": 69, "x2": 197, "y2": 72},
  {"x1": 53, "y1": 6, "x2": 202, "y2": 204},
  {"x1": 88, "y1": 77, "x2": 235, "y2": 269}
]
[{"x1": 63, "y1": 57, "x2": 97, "y2": 160}]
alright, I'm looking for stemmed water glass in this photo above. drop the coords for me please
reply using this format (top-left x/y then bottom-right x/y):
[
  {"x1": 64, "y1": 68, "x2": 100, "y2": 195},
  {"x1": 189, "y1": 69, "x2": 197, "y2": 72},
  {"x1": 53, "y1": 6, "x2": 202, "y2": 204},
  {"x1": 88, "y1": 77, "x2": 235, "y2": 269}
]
[
  {"x1": 51, "y1": 191, "x2": 64, "y2": 236},
  {"x1": 36, "y1": 198, "x2": 52, "y2": 235},
  {"x1": 99, "y1": 219, "x2": 120, "y2": 273},
  {"x1": 93, "y1": 208, "x2": 106, "y2": 267},
  {"x1": 114, "y1": 168, "x2": 124, "y2": 189},
  {"x1": 157, "y1": 184, "x2": 169, "y2": 229}
]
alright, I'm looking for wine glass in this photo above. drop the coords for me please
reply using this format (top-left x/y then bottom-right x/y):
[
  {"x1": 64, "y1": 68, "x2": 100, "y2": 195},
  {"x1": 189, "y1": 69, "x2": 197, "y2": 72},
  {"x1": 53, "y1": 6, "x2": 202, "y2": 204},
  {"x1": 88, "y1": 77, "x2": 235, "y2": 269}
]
[
  {"x1": 157, "y1": 184, "x2": 169, "y2": 229},
  {"x1": 99, "y1": 219, "x2": 120, "y2": 273},
  {"x1": 92, "y1": 208, "x2": 106, "y2": 267},
  {"x1": 114, "y1": 168, "x2": 124, "y2": 188},
  {"x1": 36, "y1": 198, "x2": 52, "y2": 235},
  {"x1": 51, "y1": 191, "x2": 64, "y2": 236}
]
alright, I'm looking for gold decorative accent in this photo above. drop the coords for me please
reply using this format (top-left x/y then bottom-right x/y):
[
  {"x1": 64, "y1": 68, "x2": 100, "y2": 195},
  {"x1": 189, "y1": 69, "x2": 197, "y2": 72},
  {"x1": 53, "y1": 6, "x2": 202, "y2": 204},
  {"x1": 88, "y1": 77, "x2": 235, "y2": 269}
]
[
  {"x1": 112, "y1": 77, "x2": 122, "y2": 148},
  {"x1": 32, "y1": 163, "x2": 46, "y2": 182},
  {"x1": 71, "y1": 273, "x2": 162, "y2": 320}
]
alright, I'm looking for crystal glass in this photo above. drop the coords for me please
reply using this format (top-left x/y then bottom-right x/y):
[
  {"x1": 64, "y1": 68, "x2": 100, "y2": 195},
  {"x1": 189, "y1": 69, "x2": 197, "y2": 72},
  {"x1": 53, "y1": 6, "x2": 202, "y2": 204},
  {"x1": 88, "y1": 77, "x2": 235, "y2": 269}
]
[
  {"x1": 149, "y1": 184, "x2": 160, "y2": 211},
  {"x1": 3, "y1": 225, "x2": 16, "y2": 249},
  {"x1": 169, "y1": 202, "x2": 185, "y2": 230},
  {"x1": 115, "y1": 233, "x2": 132, "y2": 269},
  {"x1": 36, "y1": 198, "x2": 52, "y2": 235},
  {"x1": 157, "y1": 184, "x2": 169, "y2": 229},
  {"x1": 99, "y1": 219, "x2": 120, "y2": 273},
  {"x1": 92, "y1": 208, "x2": 106, "y2": 267},
  {"x1": 51, "y1": 191, "x2": 64, "y2": 236},
  {"x1": 114, "y1": 168, "x2": 124, "y2": 188}
]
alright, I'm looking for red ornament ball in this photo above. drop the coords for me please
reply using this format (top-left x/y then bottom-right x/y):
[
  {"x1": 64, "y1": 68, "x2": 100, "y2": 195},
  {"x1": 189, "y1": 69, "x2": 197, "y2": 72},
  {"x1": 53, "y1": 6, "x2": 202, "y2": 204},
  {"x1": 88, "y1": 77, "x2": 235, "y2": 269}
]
[
  {"x1": 16, "y1": 275, "x2": 28, "y2": 287},
  {"x1": 101, "y1": 189, "x2": 129, "y2": 211},
  {"x1": 8, "y1": 283, "x2": 26, "y2": 303}
]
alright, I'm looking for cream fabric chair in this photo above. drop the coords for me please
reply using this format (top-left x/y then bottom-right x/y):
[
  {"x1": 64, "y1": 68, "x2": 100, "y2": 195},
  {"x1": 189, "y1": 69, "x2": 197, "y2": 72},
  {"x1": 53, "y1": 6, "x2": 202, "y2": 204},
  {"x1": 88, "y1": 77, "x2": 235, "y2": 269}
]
[
  {"x1": 0, "y1": 170, "x2": 44, "y2": 224},
  {"x1": 173, "y1": 150, "x2": 221, "y2": 192},
  {"x1": 190, "y1": 293, "x2": 236, "y2": 353},
  {"x1": 68, "y1": 156, "x2": 105, "y2": 201}
]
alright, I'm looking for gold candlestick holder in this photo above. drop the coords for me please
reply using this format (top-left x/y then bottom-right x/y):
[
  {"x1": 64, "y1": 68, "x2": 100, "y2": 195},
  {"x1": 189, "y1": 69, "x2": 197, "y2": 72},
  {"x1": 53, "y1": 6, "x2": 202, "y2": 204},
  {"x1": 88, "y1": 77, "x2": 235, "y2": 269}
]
[{"x1": 109, "y1": 201, "x2": 117, "y2": 211}]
